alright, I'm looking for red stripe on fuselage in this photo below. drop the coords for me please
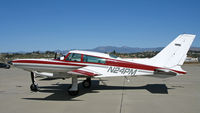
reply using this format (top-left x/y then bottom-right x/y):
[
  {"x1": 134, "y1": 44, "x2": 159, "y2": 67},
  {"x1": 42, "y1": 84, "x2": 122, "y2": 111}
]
[
  {"x1": 12, "y1": 58, "x2": 186, "y2": 74},
  {"x1": 106, "y1": 59, "x2": 186, "y2": 74},
  {"x1": 71, "y1": 70, "x2": 97, "y2": 76},
  {"x1": 12, "y1": 60, "x2": 85, "y2": 67}
]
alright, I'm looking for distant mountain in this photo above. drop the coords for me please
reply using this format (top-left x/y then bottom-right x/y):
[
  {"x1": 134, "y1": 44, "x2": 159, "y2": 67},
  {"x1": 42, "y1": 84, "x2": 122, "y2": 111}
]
[
  {"x1": 2, "y1": 46, "x2": 200, "y2": 54},
  {"x1": 89, "y1": 46, "x2": 163, "y2": 53},
  {"x1": 57, "y1": 46, "x2": 200, "y2": 54}
]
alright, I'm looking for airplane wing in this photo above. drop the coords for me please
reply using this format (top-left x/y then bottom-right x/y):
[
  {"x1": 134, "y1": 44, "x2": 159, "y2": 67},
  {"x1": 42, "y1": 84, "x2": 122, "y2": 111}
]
[
  {"x1": 33, "y1": 66, "x2": 105, "y2": 78},
  {"x1": 68, "y1": 66, "x2": 102, "y2": 77},
  {"x1": 68, "y1": 66, "x2": 138, "y2": 78}
]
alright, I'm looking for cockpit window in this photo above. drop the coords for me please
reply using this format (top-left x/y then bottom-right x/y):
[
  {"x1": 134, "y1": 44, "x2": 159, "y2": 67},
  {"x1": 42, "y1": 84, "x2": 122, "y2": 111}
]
[
  {"x1": 83, "y1": 55, "x2": 106, "y2": 64},
  {"x1": 66, "y1": 53, "x2": 81, "y2": 62}
]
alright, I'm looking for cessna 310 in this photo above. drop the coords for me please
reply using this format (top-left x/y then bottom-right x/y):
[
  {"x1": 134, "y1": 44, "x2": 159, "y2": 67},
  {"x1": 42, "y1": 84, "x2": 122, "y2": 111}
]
[{"x1": 11, "y1": 34, "x2": 196, "y2": 96}]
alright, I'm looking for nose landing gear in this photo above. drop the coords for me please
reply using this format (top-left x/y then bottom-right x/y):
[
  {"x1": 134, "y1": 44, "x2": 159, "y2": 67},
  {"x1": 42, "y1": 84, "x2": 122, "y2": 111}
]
[{"x1": 30, "y1": 72, "x2": 39, "y2": 91}]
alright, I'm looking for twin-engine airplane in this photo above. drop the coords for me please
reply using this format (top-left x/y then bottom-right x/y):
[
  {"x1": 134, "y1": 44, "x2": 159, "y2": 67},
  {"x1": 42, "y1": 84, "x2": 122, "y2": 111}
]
[{"x1": 11, "y1": 34, "x2": 195, "y2": 96}]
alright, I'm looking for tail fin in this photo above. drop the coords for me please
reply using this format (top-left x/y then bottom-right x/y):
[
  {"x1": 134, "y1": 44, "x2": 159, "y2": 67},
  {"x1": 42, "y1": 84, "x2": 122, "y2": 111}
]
[{"x1": 151, "y1": 34, "x2": 196, "y2": 68}]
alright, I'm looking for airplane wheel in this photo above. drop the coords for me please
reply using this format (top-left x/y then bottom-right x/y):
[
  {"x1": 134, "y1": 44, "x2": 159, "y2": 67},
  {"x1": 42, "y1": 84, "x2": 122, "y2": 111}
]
[
  {"x1": 68, "y1": 85, "x2": 72, "y2": 89},
  {"x1": 68, "y1": 90, "x2": 79, "y2": 96},
  {"x1": 82, "y1": 80, "x2": 91, "y2": 88},
  {"x1": 30, "y1": 84, "x2": 38, "y2": 92}
]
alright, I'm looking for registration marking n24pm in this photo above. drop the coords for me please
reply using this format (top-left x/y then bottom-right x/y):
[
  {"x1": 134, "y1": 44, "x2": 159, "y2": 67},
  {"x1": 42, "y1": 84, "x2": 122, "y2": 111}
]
[{"x1": 107, "y1": 66, "x2": 137, "y2": 75}]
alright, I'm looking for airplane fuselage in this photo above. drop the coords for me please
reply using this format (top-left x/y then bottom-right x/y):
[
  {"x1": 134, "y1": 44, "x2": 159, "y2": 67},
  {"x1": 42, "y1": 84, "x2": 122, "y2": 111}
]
[{"x1": 12, "y1": 50, "x2": 186, "y2": 78}]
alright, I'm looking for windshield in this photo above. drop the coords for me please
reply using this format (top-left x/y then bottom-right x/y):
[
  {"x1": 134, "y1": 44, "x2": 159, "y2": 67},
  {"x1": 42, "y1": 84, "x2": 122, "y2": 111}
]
[{"x1": 66, "y1": 53, "x2": 82, "y2": 62}]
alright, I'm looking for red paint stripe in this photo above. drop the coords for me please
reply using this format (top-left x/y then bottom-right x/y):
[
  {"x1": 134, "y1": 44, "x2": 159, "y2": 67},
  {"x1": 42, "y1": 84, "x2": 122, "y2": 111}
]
[
  {"x1": 172, "y1": 70, "x2": 186, "y2": 74},
  {"x1": 106, "y1": 59, "x2": 186, "y2": 74},
  {"x1": 106, "y1": 59, "x2": 156, "y2": 71},
  {"x1": 12, "y1": 58, "x2": 186, "y2": 74},
  {"x1": 72, "y1": 70, "x2": 97, "y2": 76},
  {"x1": 12, "y1": 60, "x2": 85, "y2": 67}
]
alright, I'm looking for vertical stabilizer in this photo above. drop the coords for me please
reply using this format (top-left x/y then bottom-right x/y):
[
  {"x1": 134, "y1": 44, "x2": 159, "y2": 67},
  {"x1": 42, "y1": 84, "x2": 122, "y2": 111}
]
[{"x1": 151, "y1": 34, "x2": 196, "y2": 68}]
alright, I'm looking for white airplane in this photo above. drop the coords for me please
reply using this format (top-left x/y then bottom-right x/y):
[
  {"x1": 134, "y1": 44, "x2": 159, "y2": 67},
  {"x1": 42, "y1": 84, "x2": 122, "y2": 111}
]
[{"x1": 11, "y1": 34, "x2": 196, "y2": 96}]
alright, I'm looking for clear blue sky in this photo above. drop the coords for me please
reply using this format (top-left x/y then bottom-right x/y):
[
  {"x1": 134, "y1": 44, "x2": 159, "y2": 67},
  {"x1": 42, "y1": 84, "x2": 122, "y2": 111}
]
[{"x1": 0, "y1": 0, "x2": 199, "y2": 52}]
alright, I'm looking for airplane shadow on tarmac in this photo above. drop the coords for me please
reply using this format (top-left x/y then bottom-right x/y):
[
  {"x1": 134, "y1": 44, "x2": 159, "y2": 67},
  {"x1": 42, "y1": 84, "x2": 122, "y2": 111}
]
[{"x1": 22, "y1": 80, "x2": 174, "y2": 101}]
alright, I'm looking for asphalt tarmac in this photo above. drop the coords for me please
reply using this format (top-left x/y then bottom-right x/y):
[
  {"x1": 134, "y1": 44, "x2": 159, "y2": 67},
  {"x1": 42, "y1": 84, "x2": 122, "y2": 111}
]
[{"x1": 0, "y1": 64, "x2": 200, "y2": 113}]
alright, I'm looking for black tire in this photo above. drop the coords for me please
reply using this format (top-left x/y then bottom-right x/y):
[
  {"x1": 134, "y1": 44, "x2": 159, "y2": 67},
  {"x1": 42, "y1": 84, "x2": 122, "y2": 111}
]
[
  {"x1": 68, "y1": 90, "x2": 79, "y2": 96},
  {"x1": 6, "y1": 65, "x2": 10, "y2": 69},
  {"x1": 82, "y1": 80, "x2": 91, "y2": 88},
  {"x1": 30, "y1": 84, "x2": 38, "y2": 92},
  {"x1": 68, "y1": 85, "x2": 72, "y2": 89}
]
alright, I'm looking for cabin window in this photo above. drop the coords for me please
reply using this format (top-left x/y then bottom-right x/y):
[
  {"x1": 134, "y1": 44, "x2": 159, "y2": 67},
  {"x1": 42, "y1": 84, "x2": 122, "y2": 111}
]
[
  {"x1": 83, "y1": 55, "x2": 106, "y2": 64},
  {"x1": 66, "y1": 53, "x2": 81, "y2": 62}
]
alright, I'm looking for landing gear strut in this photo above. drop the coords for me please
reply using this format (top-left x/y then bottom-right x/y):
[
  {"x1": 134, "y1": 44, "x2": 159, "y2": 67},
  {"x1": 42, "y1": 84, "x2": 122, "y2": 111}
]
[
  {"x1": 68, "y1": 76, "x2": 79, "y2": 96},
  {"x1": 82, "y1": 77, "x2": 91, "y2": 88},
  {"x1": 30, "y1": 72, "x2": 38, "y2": 91}
]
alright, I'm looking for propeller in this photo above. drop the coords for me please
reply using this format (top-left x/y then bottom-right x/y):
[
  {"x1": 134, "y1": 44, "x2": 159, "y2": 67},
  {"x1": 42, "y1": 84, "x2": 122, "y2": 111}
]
[{"x1": 54, "y1": 52, "x2": 57, "y2": 59}]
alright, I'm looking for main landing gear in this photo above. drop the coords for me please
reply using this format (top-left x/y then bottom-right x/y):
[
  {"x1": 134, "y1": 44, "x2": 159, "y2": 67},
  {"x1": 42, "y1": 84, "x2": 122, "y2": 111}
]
[
  {"x1": 82, "y1": 77, "x2": 91, "y2": 88},
  {"x1": 30, "y1": 72, "x2": 39, "y2": 91},
  {"x1": 68, "y1": 77, "x2": 92, "y2": 96},
  {"x1": 68, "y1": 75, "x2": 79, "y2": 96},
  {"x1": 29, "y1": 72, "x2": 92, "y2": 96}
]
